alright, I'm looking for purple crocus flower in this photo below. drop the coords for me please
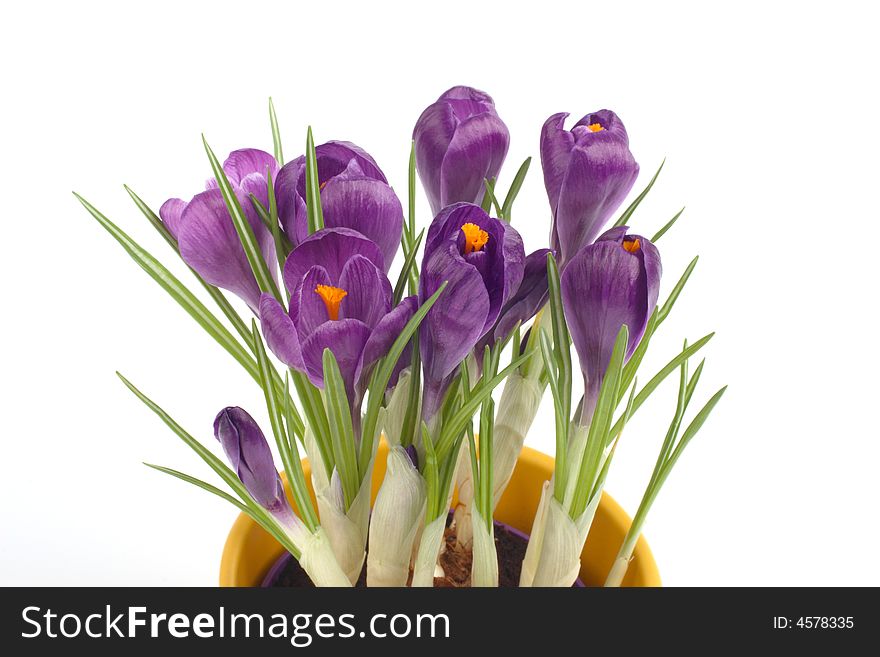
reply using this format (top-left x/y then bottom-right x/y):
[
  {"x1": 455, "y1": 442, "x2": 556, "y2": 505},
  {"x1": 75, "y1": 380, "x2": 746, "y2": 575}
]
[
  {"x1": 419, "y1": 203, "x2": 525, "y2": 419},
  {"x1": 160, "y1": 148, "x2": 279, "y2": 312},
  {"x1": 259, "y1": 227, "x2": 416, "y2": 404},
  {"x1": 476, "y1": 247, "x2": 552, "y2": 354},
  {"x1": 541, "y1": 110, "x2": 639, "y2": 269},
  {"x1": 214, "y1": 406, "x2": 293, "y2": 519},
  {"x1": 413, "y1": 86, "x2": 510, "y2": 215},
  {"x1": 560, "y1": 227, "x2": 661, "y2": 422},
  {"x1": 274, "y1": 141, "x2": 403, "y2": 270}
]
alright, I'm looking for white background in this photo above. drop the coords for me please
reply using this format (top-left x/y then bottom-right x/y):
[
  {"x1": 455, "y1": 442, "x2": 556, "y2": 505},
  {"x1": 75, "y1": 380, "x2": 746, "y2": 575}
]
[{"x1": 2, "y1": 0, "x2": 878, "y2": 586}]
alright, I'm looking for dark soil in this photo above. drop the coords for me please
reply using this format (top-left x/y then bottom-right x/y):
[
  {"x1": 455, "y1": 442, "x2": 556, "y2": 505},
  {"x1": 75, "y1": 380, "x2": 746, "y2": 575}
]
[{"x1": 269, "y1": 517, "x2": 529, "y2": 588}]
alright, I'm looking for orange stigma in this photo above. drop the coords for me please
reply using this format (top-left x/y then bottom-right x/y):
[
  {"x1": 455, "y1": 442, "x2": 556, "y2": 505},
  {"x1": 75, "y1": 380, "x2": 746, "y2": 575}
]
[
  {"x1": 315, "y1": 284, "x2": 348, "y2": 320},
  {"x1": 461, "y1": 222, "x2": 490, "y2": 255},
  {"x1": 587, "y1": 123, "x2": 604, "y2": 132},
  {"x1": 319, "y1": 180, "x2": 329, "y2": 191},
  {"x1": 622, "y1": 237, "x2": 641, "y2": 253}
]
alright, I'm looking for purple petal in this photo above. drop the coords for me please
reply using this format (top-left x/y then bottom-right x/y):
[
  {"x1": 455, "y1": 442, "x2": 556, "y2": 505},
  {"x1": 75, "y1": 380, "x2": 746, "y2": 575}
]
[
  {"x1": 318, "y1": 141, "x2": 387, "y2": 183},
  {"x1": 282, "y1": 227, "x2": 385, "y2": 294},
  {"x1": 176, "y1": 188, "x2": 278, "y2": 312},
  {"x1": 301, "y1": 318, "x2": 372, "y2": 393},
  {"x1": 419, "y1": 242, "x2": 490, "y2": 385},
  {"x1": 222, "y1": 149, "x2": 278, "y2": 187},
  {"x1": 540, "y1": 112, "x2": 575, "y2": 220},
  {"x1": 358, "y1": 295, "x2": 418, "y2": 384},
  {"x1": 214, "y1": 406, "x2": 287, "y2": 513},
  {"x1": 292, "y1": 266, "x2": 334, "y2": 338},
  {"x1": 159, "y1": 198, "x2": 188, "y2": 241},
  {"x1": 439, "y1": 112, "x2": 509, "y2": 211},
  {"x1": 274, "y1": 156, "x2": 309, "y2": 246},
  {"x1": 321, "y1": 174, "x2": 404, "y2": 272},
  {"x1": 338, "y1": 255, "x2": 392, "y2": 327},
  {"x1": 561, "y1": 237, "x2": 660, "y2": 416},
  {"x1": 259, "y1": 293, "x2": 305, "y2": 372}
]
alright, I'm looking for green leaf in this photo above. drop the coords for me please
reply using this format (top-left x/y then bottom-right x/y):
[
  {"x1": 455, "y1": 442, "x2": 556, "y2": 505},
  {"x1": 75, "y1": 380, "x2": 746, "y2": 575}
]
[
  {"x1": 421, "y1": 423, "x2": 440, "y2": 519},
  {"x1": 434, "y1": 347, "x2": 535, "y2": 460},
  {"x1": 614, "y1": 158, "x2": 666, "y2": 228},
  {"x1": 203, "y1": 136, "x2": 282, "y2": 302},
  {"x1": 657, "y1": 256, "x2": 699, "y2": 326},
  {"x1": 540, "y1": 329, "x2": 568, "y2": 502},
  {"x1": 393, "y1": 229, "x2": 424, "y2": 305},
  {"x1": 118, "y1": 374, "x2": 301, "y2": 558},
  {"x1": 664, "y1": 385, "x2": 727, "y2": 474},
  {"x1": 269, "y1": 97, "x2": 284, "y2": 166},
  {"x1": 501, "y1": 157, "x2": 531, "y2": 222},
  {"x1": 145, "y1": 463, "x2": 300, "y2": 558},
  {"x1": 123, "y1": 185, "x2": 255, "y2": 349},
  {"x1": 75, "y1": 193, "x2": 261, "y2": 383},
  {"x1": 322, "y1": 349, "x2": 360, "y2": 509},
  {"x1": 546, "y1": 253, "x2": 571, "y2": 443},
  {"x1": 358, "y1": 282, "x2": 448, "y2": 475},
  {"x1": 482, "y1": 178, "x2": 502, "y2": 216},
  {"x1": 651, "y1": 207, "x2": 685, "y2": 243},
  {"x1": 607, "y1": 332, "x2": 714, "y2": 440},
  {"x1": 569, "y1": 325, "x2": 628, "y2": 517},
  {"x1": 304, "y1": 127, "x2": 325, "y2": 234},
  {"x1": 407, "y1": 140, "x2": 417, "y2": 241},
  {"x1": 252, "y1": 322, "x2": 318, "y2": 531},
  {"x1": 480, "y1": 177, "x2": 497, "y2": 213},
  {"x1": 399, "y1": 334, "x2": 422, "y2": 449},
  {"x1": 290, "y1": 369, "x2": 334, "y2": 480}
]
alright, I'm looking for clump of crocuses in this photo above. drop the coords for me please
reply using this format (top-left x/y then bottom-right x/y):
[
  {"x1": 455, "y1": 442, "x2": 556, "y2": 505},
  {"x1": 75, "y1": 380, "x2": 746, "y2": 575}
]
[{"x1": 81, "y1": 84, "x2": 725, "y2": 589}]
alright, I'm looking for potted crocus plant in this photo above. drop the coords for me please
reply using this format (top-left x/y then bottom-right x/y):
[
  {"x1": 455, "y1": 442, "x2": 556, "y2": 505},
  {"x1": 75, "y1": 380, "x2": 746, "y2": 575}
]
[{"x1": 77, "y1": 86, "x2": 725, "y2": 587}]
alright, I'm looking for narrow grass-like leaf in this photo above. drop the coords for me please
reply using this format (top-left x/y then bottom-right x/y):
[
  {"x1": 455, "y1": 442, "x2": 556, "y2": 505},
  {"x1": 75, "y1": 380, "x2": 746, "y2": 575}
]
[
  {"x1": 569, "y1": 325, "x2": 628, "y2": 517},
  {"x1": 663, "y1": 385, "x2": 727, "y2": 476},
  {"x1": 253, "y1": 322, "x2": 318, "y2": 530},
  {"x1": 358, "y1": 282, "x2": 448, "y2": 475},
  {"x1": 482, "y1": 178, "x2": 502, "y2": 216},
  {"x1": 203, "y1": 136, "x2": 282, "y2": 302},
  {"x1": 422, "y1": 424, "x2": 440, "y2": 519},
  {"x1": 607, "y1": 332, "x2": 714, "y2": 441},
  {"x1": 269, "y1": 97, "x2": 284, "y2": 166},
  {"x1": 480, "y1": 177, "x2": 497, "y2": 213},
  {"x1": 304, "y1": 127, "x2": 325, "y2": 234},
  {"x1": 123, "y1": 185, "x2": 255, "y2": 348},
  {"x1": 501, "y1": 157, "x2": 531, "y2": 222},
  {"x1": 76, "y1": 194, "x2": 261, "y2": 382},
  {"x1": 657, "y1": 256, "x2": 699, "y2": 326},
  {"x1": 547, "y1": 253, "x2": 572, "y2": 455},
  {"x1": 434, "y1": 348, "x2": 535, "y2": 459},
  {"x1": 117, "y1": 373, "x2": 301, "y2": 558},
  {"x1": 651, "y1": 207, "x2": 685, "y2": 243},
  {"x1": 614, "y1": 158, "x2": 665, "y2": 228},
  {"x1": 145, "y1": 463, "x2": 301, "y2": 558},
  {"x1": 393, "y1": 229, "x2": 424, "y2": 305},
  {"x1": 290, "y1": 369, "x2": 334, "y2": 480},
  {"x1": 322, "y1": 349, "x2": 360, "y2": 509},
  {"x1": 400, "y1": 334, "x2": 422, "y2": 448},
  {"x1": 618, "y1": 309, "x2": 658, "y2": 406}
]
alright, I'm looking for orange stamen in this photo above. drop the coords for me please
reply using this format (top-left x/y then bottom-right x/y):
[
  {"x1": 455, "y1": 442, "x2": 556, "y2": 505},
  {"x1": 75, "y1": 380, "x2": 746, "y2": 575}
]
[
  {"x1": 315, "y1": 284, "x2": 348, "y2": 320},
  {"x1": 586, "y1": 123, "x2": 604, "y2": 132},
  {"x1": 622, "y1": 237, "x2": 641, "y2": 253},
  {"x1": 461, "y1": 222, "x2": 490, "y2": 255},
  {"x1": 319, "y1": 180, "x2": 329, "y2": 191}
]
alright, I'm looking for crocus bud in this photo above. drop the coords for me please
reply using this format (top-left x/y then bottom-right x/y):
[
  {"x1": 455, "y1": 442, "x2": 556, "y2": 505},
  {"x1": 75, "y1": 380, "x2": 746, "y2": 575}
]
[
  {"x1": 213, "y1": 406, "x2": 289, "y2": 515},
  {"x1": 413, "y1": 86, "x2": 510, "y2": 215},
  {"x1": 419, "y1": 203, "x2": 524, "y2": 420},
  {"x1": 160, "y1": 149, "x2": 279, "y2": 312},
  {"x1": 540, "y1": 110, "x2": 639, "y2": 269},
  {"x1": 274, "y1": 141, "x2": 403, "y2": 270},
  {"x1": 560, "y1": 227, "x2": 661, "y2": 421}
]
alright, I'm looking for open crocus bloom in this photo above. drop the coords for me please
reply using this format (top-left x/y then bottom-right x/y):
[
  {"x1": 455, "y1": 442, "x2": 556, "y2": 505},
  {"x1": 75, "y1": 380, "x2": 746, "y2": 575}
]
[
  {"x1": 419, "y1": 203, "x2": 525, "y2": 419},
  {"x1": 561, "y1": 226, "x2": 661, "y2": 421},
  {"x1": 259, "y1": 228, "x2": 416, "y2": 404},
  {"x1": 274, "y1": 141, "x2": 403, "y2": 270},
  {"x1": 540, "y1": 110, "x2": 639, "y2": 269},
  {"x1": 413, "y1": 86, "x2": 510, "y2": 215},
  {"x1": 159, "y1": 148, "x2": 279, "y2": 312}
]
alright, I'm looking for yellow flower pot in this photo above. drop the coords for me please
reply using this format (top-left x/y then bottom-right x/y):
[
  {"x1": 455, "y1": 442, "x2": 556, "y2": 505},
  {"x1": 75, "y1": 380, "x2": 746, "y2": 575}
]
[{"x1": 219, "y1": 440, "x2": 661, "y2": 586}]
